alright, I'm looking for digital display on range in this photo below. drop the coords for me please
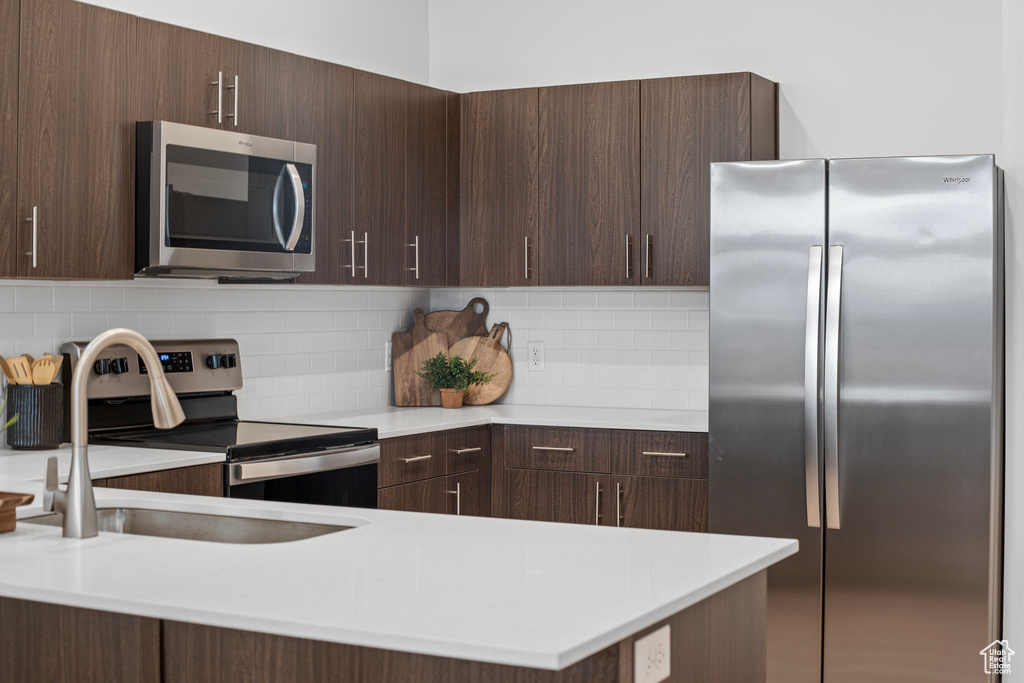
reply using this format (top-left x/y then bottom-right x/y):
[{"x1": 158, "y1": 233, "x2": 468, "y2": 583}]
[{"x1": 139, "y1": 351, "x2": 194, "y2": 374}]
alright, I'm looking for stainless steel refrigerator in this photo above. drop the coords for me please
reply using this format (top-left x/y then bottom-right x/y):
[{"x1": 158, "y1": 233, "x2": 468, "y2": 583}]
[{"x1": 708, "y1": 155, "x2": 1004, "y2": 683}]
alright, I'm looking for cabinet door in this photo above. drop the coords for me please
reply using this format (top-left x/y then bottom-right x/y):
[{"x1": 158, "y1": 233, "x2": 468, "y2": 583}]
[
  {"x1": 377, "y1": 477, "x2": 448, "y2": 514},
  {"x1": 447, "y1": 470, "x2": 487, "y2": 517},
  {"x1": 641, "y1": 72, "x2": 775, "y2": 287},
  {"x1": 378, "y1": 432, "x2": 448, "y2": 487},
  {"x1": 18, "y1": 0, "x2": 134, "y2": 280},
  {"x1": 613, "y1": 475, "x2": 707, "y2": 532},
  {"x1": 538, "y1": 81, "x2": 639, "y2": 286},
  {"x1": 294, "y1": 59, "x2": 353, "y2": 285},
  {"x1": 609, "y1": 430, "x2": 708, "y2": 479},
  {"x1": 97, "y1": 464, "x2": 223, "y2": 497},
  {"x1": 352, "y1": 70, "x2": 406, "y2": 285},
  {"x1": 404, "y1": 82, "x2": 448, "y2": 286},
  {"x1": 459, "y1": 88, "x2": 538, "y2": 287},
  {"x1": 0, "y1": 0, "x2": 17, "y2": 278},
  {"x1": 506, "y1": 469, "x2": 609, "y2": 525}
]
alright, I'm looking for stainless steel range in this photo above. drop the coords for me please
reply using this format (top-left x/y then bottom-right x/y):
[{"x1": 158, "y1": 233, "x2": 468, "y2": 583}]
[{"x1": 60, "y1": 338, "x2": 379, "y2": 508}]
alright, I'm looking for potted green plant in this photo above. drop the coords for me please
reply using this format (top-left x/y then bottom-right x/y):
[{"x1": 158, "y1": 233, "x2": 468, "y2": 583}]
[{"x1": 418, "y1": 353, "x2": 495, "y2": 409}]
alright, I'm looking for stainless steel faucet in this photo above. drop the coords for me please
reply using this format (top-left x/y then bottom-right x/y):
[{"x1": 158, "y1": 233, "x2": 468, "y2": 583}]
[{"x1": 43, "y1": 329, "x2": 184, "y2": 538}]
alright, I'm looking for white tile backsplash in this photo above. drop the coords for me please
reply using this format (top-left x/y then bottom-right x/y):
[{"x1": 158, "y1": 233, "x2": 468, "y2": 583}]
[
  {"x1": 428, "y1": 288, "x2": 709, "y2": 411},
  {"x1": 0, "y1": 280, "x2": 429, "y2": 421}
]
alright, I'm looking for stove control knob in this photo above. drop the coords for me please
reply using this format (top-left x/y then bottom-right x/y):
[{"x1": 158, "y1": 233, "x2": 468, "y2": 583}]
[
  {"x1": 93, "y1": 358, "x2": 112, "y2": 376},
  {"x1": 206, "y1": 354, "x2": 222, "y2": 370},
  {"x1": 221, "y1": 354, "x2": 237, "y2": 369},
  {"x1": 111, "y1": 357, "x2": 130, "y2": 375}
]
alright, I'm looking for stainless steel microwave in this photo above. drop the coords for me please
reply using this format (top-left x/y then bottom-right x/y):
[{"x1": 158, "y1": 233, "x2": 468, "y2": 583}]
[{"x1": 136, "y1": 121, "x2": 316, "y2": 280}]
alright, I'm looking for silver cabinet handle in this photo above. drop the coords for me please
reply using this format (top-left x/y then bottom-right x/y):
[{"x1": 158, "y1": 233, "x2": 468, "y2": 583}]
[
  {"x1": 407, "y1": 235, "x2": 420, "y2": 279},
  {"x1": 447, "y1": 482, "x2": 461, "y2": 515},
  {"x1": 225, "y1": 74, "x2": 238, "y2": 126},
  {"x1": 532, "y1": 446, "x2": 575, "y2": 452},
  {"x1": 400, "y1": 454, "x2": 432, "y2": 464},
  {"x1": 363, "y1": 231, "x2": 369, "y2": 278},
  {"x1": 625, "y1": 234, "x2": 633, "y2": 279},
  {"x1": 230, "y1": 445, "x2": 380, "y2": 485},
  {"x1": 804, "y1": 245, "x2": 824, "y2": 528},
  {"x1": 272, "y1": 163, "x2": 304, "y2": 252},
  {"x1": 642, "y1": 451, "x2": 688, "y2": 458},
  {"x1": 346, "y1": 230, "x2": 357, "y2": 277},
  {"x1": 23, "y1": 206, "x2": 37, "y2": 268},
  {"x1": 524, "y1": 236, "x2": 531, "y2": 280},
  {"x1": 645, "y1": 234, "x2": 653, "y2": 278},
  {"x1": 210, "y1": 71, "x2": 222, "y2": 124},
  {"x1": 824, "y1": 245, "x2": 843, "y2": 530},
  {"x1": 595, "y1": 481, "x2": 602, "y2": 525},
  {"x1": 615, "y1": 482, "x2": 623, "y2": 527},
  {"x1": 453, "y1": 447, "x2": 482, "y2": 455}
]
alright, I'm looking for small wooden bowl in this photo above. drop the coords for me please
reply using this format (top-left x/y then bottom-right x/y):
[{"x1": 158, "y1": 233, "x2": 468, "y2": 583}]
[{"x1": 0, "y1": 492, "x2": 36, "y2": 533}]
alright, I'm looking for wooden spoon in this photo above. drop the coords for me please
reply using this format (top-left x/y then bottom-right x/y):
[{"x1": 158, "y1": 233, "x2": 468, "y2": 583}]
[
  {"x1": 32, "y1": 356, "x2": 58, "y2": 386},
  {"x1": 0, "y1": 355, "x2": 17, "y2": 384},
  {"x1": 7, "y1": 356, "x2": 34, "y2": 385}
]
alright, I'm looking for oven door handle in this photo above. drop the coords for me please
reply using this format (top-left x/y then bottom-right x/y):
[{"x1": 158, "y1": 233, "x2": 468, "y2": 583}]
[
  {"x1": 272, "y1": 163, "x2": 305, "y2": 253},
  {"x1": 229, "y1": 444, "x2": 379, "y2": 486}
]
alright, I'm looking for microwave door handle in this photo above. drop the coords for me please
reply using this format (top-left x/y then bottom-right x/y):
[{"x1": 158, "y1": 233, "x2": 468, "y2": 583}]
[
  {"x1": 272, "y1": 167, "x2": 288, "y2": 248},
  {"x1": 283, "y1": 163, "x2": 305, "y2": 252}
]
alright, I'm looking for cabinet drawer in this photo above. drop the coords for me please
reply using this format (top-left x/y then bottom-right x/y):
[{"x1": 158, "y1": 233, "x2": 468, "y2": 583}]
[
  {"x1": 377, "y1": 477, "x2": 448, "y2": 514},
  {"x1": 504, "y1": 426, "x2": 609, "y2": 473},
  {"x1": 378, "y1": 432, "x2": 447, "y2": 487},
  {"x1": 447, "y1": 425, "x2": 490, "y2": 474},
  {"x1": 614, "y1": 474, "x2": 708, "y2": 532},
  {"x1": 609, "y1": 430, "x2": 708, "y2": 478}
]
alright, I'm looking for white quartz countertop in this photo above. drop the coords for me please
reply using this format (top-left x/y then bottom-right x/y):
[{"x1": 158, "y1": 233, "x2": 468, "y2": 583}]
[
  {"x1": 0, "y1": 487, "x2": 795, "y2": 670},
  {"x1": 298, "y1": 404, "x2": 709, "y2": 439},
  {"x1": 0, "y1": 444, "x2": 224, "y2": 485}
]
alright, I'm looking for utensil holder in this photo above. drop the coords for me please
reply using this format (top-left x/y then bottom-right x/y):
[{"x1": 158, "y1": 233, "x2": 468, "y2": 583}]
[{"x1": 6, "y1": 384, "x2": 63, "y2": 450}]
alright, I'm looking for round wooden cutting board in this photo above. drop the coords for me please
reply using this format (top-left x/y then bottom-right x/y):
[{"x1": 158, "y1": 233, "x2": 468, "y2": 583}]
[{"x1": 447, "y1": 323, "x2": 513, "y2": 406}]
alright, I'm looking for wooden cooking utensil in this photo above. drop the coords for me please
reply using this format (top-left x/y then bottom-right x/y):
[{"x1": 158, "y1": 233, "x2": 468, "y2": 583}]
[
  {"x1": 423, "y1": 297, "x2": 490, "y2": 346},
  {"x1": 0, "y1": 491, "x2": 35, "y2": 533},
  {"x1": 7, "y1": 356, "x2": 34, "y2": 385},
  {"x1": 31, "y1": 356, "x2": 58, "y2": 386},
  {"x1": 0, "y1": 355, "x2": 17, "y2": 384},
  {"x1": 447, "y1": 323, "x2": 513, "y2": 406},
  {"x1": 392, "y1": 309, "x2": 449, "y2": 407}
]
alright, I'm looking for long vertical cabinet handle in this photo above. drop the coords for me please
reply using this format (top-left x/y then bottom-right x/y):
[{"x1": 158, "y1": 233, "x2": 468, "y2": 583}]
[
  {"x1": 210, "y1": 71, "x2": 222, "y2": 124},
  {"x1": 407, "y1": 235, "x2": 420, "y2": 279},
  {"x1": 824, "y1": 245, "x2": 844, "y2": 530},
  {"x1": 594, "y1": 481, "x2": 602, "y2": 525},
  {"x1": 447, "y1": 482, "x2": 461, "y2": 516},
  {"x1": 225, "y1": 74, "x2": 238, "y2": 126},
  {"x1": 645, "y1": 234, "x2": 653, "y2": 279},
  {"x1": 804, "y1": 246, "x2": 824, "y2": 528},
  {"x1": 362, "y1": 232, "x2": 368, "y2": 279},
  {"x1": 615, "y1": 482, "x2": 623, "y2": 527},
  {"x1": 24, "y1": 207, "x2": 37, "y2": 268},
  {"x1": 524, "y1": 237, "x2": 531, "y2": 280},
  {"x1": 625, "y1": 235, "x2": 633, "y2": 279},
  {"x1": 346, "y1": 231, "x2": 357, "y2": 278}
]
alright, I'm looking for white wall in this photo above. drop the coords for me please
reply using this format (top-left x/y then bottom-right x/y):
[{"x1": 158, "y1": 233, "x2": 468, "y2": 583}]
[
  {"x1": 80, "y1": 0, "x2": 431, "y2": 85},
  {"x1": 428, "y1": 0, "x2": 1002, "y2": 160}
]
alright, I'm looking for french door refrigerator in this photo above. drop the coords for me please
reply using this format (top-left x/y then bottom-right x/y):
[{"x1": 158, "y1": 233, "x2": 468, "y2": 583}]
[{"x1": 708, "y1": 155, "x2": 1003, "y2": 683}]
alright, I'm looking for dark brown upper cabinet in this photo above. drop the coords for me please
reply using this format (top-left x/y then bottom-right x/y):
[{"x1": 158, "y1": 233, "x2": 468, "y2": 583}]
[
  {"x1": 641, "y1": 72, "x2": 777, "y2": 286},
  {"x1": 0, "y1": 0, "x2": 19, "y2": 278},
  {"x1": 17, "y1": 0, "x2": 134, "y2": 280},
  {"x1": 404, "y1": 82, "x2": 449, "y2": 286},
  {"x1": 538, "y1": 81, "x2": 640, "y2": 286},
  {"x1": 459, "y1": 88, "x2": 539, "y2": 287},
  {"x1": 350, "y1": 70, "x2": 407, "y2": 285}
]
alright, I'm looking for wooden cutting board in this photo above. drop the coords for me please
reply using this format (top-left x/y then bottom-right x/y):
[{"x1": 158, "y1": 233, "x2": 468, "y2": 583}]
[
  {"x1": 423, "y1": 298, "x2": 489, "y2": 345},
  {"x1": 0, "y1": 491, "x2": 35, "y2": 533},
  {"x1": 392, "y1": 310, "x2": 449, "y2": 407},
  {"x1": 448, "y1": 323, "x2": 513, "y2": 406}
]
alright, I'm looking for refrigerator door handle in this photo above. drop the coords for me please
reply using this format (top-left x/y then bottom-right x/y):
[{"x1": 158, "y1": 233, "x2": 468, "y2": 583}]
[
  {"x1": 804, "y1": 245, "x2": 824, "y2": 528},
  {"x1": 824, "y1": 244, "x2": 844, "y2": 529}
]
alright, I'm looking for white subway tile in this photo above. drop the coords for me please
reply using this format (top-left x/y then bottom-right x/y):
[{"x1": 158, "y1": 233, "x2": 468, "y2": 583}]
[
  {"x1": 297, "y1": 374, "x2": 323, "y2": 394},
  {"x1": 156, "y1": 289, "x2": 189, "y2": 311},
  {"x1": 272, "y1": 375, "x2": 299, "y2": 396},
  {"x1": 579, "y1": 387, "x2": 616, "y2": 408},
  {"x1": 296, "y1": 332, "x2": 323, "y2": 353},
  {"x1": 0, "y1": 286, "x2": 14, "y2": 311},
  {"x1": 581, "y1": 349, "x2": 616, "y2": 366},
  {"x1": 260, "y1": 396, "x2": 287, "y2": 420},
  {"x1": 367, "y1": 291, "x2": 390, "y2": 310},
  {"x1": 107, "y1": 311, "x2": 142, "y2": 331},
  {"x1": 597, "y1": 330, "x2": 632, "y2": 349},
  {"x1": 72, "y1": 312, "x2": 108, "y2": 338},
  {"x1": 495, "y1": 290, "x2": 530, "y2": 309},
  {"x1": 53, "y1": 286, "x2": 90, "y2": 312},
  {"x1": 272, "y1": 333, "x2": 299, "y2": 354},
  {"x1": 546, "y1": 348, "x2": 580, "y2": 366},
  {"x1": 688, "y1": 391, "x2": 709, "y2": 411},
  {"x1": 357, "y1": 348, "x2": 382, "y2": 371},
  {"x1": 15, "y1": 286, "x2": 52, "y2": 312},
  {"x1": 688, "y1": 351, "x2": 709, "y2": 367},
  {"x1": 346, "y1": 330, "x2": 369, "y2": 350},
  {"x1": 335, "y1": 350, "x2": 359, "y2": 372},
  {"x1": 285, "y1": 394, "x2": 311, "y2": 417},
  {"x1": 651, "y1": 350, "x2": 687, "y2": 367},
  {"x1": 528, "y1": 291, "x2": 562, "y2": 309},
  {"x1": 615, "y1": 349, "x2": 651, "y2": 366},
  {"x1": 670, "y1": 290, "x2": 709, "y2": 309},
  {"x1": 33, "y1": 312, "x2": 72, "y2": 338},
  {"x1": 670, "y1": 330, "x2": 709, "y2": 351},
  {"x1": 614, "y1": 310, "x2": 652, "y2": 330},
  {"x1": 356, "y1": 310, "x2": 379, "y2": 329},
  {"x1": 334, "y1": 391, "x2": 358, "y2": 412},
  {"x1": 310, "y1": 352, "x2": 336, "y2": 374},
  {"x1": 651, "y1": 389, "x2": 688, "y2": 410},
  {"x1": 670, "y1": 369, "x2": 709, "y2": 391},
  {"x1": 615, "y1": 389, "x2": 652, "y2": 410},
  {"x1": 633, "y1": 330, "x2": 670, "y2": 350},
  {"x1": 688, "y1": 310, "x2": 709, "y2": 330},
  {"x1": 335, "y1": 311, "x2": 357, "y2": 330},
  {"x1": 633, "y1": 291, "x2": 671, "y2": 309},
  {"x1": 545, "y1": 387, "x2": 580, "y2": 406},
  {"x1": 561, "y1": 290, "x2": 598, "y2": 309},
  {"x1": 260, "y1": 354, "x2": 287, "y2": 375},
  {"x1": 310, "y1": 391, "x2": 334, "y2": 415},
  {"x1": 285, "y1": 311, "x2": 311, "y2": 331},
  {"x1": 562, "y1": 329, "x2": 598, "y2": 349},
  {"x1": 139, "y1": 311, "x2": 171, "y2": 337},
  {"x1": 544, "y1": 310, "x2": 579, "y2": 329},
  {"x1": 261, "y1": 311, "x2": 288, "y2": 332},
  {"x1": 579, "y1": 310, "x2": 615, "y2": 329},
  {"x1": 310, "y1": 311, "x2": 334, "y2": 331},
  {"x1": 597, "y1": 290, "x2": 632, "y2": 308},
  {"x1": 347, "y1": 290, "x2": 369, "y2": 310}
]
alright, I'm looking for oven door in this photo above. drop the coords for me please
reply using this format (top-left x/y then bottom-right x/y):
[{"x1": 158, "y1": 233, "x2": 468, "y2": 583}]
[
  {"x1": 227, "y1": 444, "x2": 379, "y2": 509},
  {"x1": 138, "y1": 121, "x2": 316, "y2": 278}
]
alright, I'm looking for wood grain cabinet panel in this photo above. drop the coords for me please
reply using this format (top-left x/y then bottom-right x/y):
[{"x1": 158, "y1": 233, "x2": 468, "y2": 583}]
[
  {"x1": 96, "y1": 463, "x2": 223, "y2": 497},
  {"x1": 378, "y1": 431, "x2": 448, "y2": 487},
  {"x1": 447, "y1": 469, "x2": 487, "y2": 517},
  {"x1": 447, "y1": 425, "x2": 490, "y2": 474},
  {"x1": 377, "y1": 476, "x2": 448, "y2": 515},
  {"x1": 459, "y1": 88, "x2": 539, "y2": 287},
  {"x1": 640, "y1": 72, "x2": 777, "y2": 286},
  {"x1": 0, "y1": 0, "x2": 18, "y2": 278},
  {"x1": 609, "y1": 430, "x2": 708, "y2": 479},
  {"x1": 538, "y1": 81, "x2": 639, "y2": 286},
  {"x1": 18, "y1": 0, "x2": 134, "y2": 280},
  {"x1": 507, "y1": 469, "x2": 609, "y2": 525},
  {"x1": 405, "y1": 82, "x2": 448, "y2": 286},
  {"x1": 504, "y1": 426, "x2": 609, "y2": 473},
  {"x1": 614, "y1": 474, "x2": 708, "y2": 532}
]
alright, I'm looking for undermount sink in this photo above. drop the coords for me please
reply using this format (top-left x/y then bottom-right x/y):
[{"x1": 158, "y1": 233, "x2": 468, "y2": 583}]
[{"x1": 23, "y1": 507, "x2": 351, "y2": 544}]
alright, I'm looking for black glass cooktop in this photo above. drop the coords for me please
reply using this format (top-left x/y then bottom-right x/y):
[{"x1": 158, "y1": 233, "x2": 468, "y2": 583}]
[{"x1": 93, "y1": 420, "x2": 377, "y2": 461}]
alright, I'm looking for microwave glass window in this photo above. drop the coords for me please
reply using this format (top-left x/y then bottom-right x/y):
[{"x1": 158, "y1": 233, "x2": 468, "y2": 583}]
[{"x1": 164, "y1": 145, "x2": 312, "y2": 254}]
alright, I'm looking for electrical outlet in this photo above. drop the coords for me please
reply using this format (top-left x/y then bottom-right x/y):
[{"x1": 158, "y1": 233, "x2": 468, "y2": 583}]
[
  {"x1": 527, "y1": 342, "x2": 544, "y2": 371},
  {"x1": 633, "y1": 624, "x2": 670, "y2": 683},
  {"x1": 384, "y1": 341, "x2": 393, "y2": 371}
]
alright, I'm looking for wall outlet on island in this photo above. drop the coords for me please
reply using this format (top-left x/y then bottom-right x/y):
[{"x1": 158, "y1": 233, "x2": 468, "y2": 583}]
[
  {"x1": 385, "y1": 341, "x2": 393, "y2": 371},
  {"x1": 633, "y1": 624, "x2": 671, "y2": 683},
  {"x1": 527, "y1": 342, "x2": 544, "y2": 371}
]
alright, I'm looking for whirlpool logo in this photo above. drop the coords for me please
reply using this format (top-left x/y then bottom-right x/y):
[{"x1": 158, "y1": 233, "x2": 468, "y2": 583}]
[
  {"x1": 944, "y1": 176, "x2": 970, "y2": 184},
  {"x1": 237, "y1": 139, "x2": 254, "y2": 148}
]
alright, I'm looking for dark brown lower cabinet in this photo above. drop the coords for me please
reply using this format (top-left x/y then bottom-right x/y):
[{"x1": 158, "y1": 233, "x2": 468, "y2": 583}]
[
  {"x1": 615, "y1": 474, "x2": 707, "y2": 532},
  {"x1": 378, "y1": 475, "x2": 448, "y2": 514},
  {"x1": 93, "y1": 463, "x2": 223, "y2": 497},
  {"x1": 506, "y1": 469, "x2": 606, "y2": 525}
]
